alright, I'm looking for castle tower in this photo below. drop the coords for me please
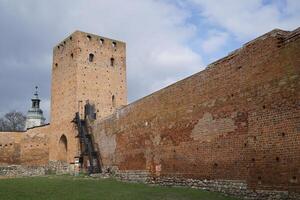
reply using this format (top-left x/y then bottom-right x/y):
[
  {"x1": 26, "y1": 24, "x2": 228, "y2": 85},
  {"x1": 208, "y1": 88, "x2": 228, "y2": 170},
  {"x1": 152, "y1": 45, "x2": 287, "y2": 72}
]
[
  {"x1": 25, "y1": 86, "x2": 46, "y2": 129},
  {"x1": 49, "y1": 31, "x2": 127, "y2": 163}
]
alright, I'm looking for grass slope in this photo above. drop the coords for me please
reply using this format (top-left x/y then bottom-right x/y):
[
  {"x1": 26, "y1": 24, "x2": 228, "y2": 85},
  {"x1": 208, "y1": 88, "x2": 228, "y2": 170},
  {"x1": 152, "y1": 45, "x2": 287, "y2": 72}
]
[{"x1": 0, "y1": 176, "x2": 239, "y2": 200}]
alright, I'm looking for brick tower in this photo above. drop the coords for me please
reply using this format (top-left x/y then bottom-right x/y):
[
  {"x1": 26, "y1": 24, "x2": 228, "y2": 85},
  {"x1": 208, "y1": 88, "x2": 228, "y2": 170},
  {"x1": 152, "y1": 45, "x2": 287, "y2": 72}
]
[{"x1": 49, "y1": 31, "x2": 127, "y2": 163}]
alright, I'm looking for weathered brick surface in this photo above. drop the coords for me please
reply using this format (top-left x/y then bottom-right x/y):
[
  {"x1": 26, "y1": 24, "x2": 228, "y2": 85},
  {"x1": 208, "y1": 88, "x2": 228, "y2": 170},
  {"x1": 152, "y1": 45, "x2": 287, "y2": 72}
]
[
  {"x1": 0, "y1": 28, "x2": 299, "y2": 198},
  {"x1": 0, "y1": 132, "x2": 22, "y2": 164},
  {"x1": 0, "y1": 125, "x2": 49, "y2": 166},
  {"x1": 0, "y1": 31, "x2": 127, "y2": 166},
  {"x1": 20, "y1": 125, "x2": 50, "y2": 166},
  {"x1": 49, "y1": 31, "x2": 127, "y2": 162},
  {"x1": 92, "y1": 28, "x2": 300, "y2": 193}
]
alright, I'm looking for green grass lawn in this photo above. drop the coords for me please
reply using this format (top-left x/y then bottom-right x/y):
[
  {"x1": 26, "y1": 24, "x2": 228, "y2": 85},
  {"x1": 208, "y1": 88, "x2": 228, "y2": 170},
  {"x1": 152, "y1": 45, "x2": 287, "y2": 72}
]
[{"x1": 0, "y1": 176, "x2": 239, "y2": 200}]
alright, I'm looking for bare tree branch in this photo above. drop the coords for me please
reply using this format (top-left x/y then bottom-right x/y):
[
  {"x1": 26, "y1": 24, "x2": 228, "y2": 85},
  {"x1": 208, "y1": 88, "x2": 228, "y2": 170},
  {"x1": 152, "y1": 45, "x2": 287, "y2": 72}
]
[{"x1": 0, "y1": 111, "x2": 26, "y2": 132}]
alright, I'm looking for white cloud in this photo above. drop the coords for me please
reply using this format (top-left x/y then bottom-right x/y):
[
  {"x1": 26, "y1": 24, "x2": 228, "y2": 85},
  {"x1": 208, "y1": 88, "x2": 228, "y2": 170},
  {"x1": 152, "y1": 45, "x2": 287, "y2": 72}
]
[
  {"x1": 201, "y1": 31, "x2": 229, "y2": 53},
  {"x1": 189, "y1": 0, "x2": 300, "y2": 40},
  {"x1": 2, "y1": 0, "x2": 298, "y2": 119},
  {"x1": 0, "y1": 0, "x2": 204, "y2": 118},
  {"x1": 146, "y1": 45, "x2": 203, "y2": 91},
  {"x1": 149, "y1": 77, "x2": 178, "y2": 93}
]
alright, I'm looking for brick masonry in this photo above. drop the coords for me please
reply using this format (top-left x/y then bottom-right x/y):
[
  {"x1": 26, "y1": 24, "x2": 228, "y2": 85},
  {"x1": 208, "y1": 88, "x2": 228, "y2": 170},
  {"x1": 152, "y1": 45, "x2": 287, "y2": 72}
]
[
  {"x1": 0, "y1": 28, "x2": 299, "y2": 199},
  {"x1": 0, "y1": 125, "x2": 49, "y2": 166},
  {"x1": 49, "y1": 31, "x2": 127, "y2": 162},
  {"x1": 91, "y1": 28, "x2": 300, "y2": 197},
  {"x1": 0, "y1": 30, "x2": 128, "y2": 166}
]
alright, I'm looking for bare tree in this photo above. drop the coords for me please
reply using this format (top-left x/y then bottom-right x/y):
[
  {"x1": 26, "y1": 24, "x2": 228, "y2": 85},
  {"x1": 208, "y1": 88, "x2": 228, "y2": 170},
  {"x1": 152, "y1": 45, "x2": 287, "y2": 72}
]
[
  {"x1": 0, "y1": 111, "x2": 26, "y2": 132},
  {"x1": 0, "y1": 118, "x2": 8, "y2": 131}
]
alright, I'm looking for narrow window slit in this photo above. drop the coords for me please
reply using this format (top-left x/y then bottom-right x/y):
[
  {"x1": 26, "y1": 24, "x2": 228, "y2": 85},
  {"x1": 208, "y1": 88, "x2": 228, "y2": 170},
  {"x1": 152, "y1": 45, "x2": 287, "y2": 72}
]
[
  {"x1": 89, "y1": 53, "x2": 94, "y2": 62},
  {"x1": 112, "y1": 95, "x2": 116, "y2": 107},
  {"x1": 110, "y1": 58, "x2": 115, "y2": 66}
]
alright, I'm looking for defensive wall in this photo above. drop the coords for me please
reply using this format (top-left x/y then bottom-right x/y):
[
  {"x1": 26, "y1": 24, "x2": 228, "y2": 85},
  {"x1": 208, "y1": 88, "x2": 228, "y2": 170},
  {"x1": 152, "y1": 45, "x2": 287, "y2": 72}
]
[
  {"x1": 0, "y1": 125, "x2": 49, "y2": 166},
  {"x1": 0, "y1": 28, "x2": 299, "y2": 199},
  {"x1": 91, "y1": 28, "x2": 300, "y2": 197}
]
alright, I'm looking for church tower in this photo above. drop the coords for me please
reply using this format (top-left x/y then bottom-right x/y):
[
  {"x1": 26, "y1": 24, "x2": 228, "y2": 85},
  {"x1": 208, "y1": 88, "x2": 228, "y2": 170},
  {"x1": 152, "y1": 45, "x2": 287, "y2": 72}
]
[
  {"x1": 49, "y1": 31, "x2": 127, "y2": 163},
  {"x1": 25, "y1": 86, "x2": 46, "y2": 129}
]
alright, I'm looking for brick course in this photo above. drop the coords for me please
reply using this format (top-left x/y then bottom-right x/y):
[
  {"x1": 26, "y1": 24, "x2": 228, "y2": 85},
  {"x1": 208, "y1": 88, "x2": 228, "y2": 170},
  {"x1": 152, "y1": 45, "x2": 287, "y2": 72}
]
[
  {"x1": 0, "y1": 28, "x2": 299, "y2": 198},
  {"x1": 92, "y1": 28, "x2": 300, "y2": 193}
]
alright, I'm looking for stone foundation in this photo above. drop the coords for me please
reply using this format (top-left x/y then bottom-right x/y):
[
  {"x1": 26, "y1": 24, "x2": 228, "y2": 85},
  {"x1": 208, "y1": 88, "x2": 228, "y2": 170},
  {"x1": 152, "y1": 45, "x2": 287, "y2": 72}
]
[
  {"x1": 149, "y1": 177, "x2": 300, "y2": 200},
  {"x1": 1, "y1": 165, "x2": 300, "y2": 200},
  {"x1": 47, "y1": 161, "x2": 70, "y2": 175},
  {"x1": 0, "y1": 165, "x2": 46, "y2": 177},
  {"x1": 108, "y1": 169, "x2": 300, "y2": 200},
  {"x1": 0, "y1": 161, "x2": 70, "y2": 177},
  {"x1": 115, "y1": 170, "x2": 151, "y2": 183}
]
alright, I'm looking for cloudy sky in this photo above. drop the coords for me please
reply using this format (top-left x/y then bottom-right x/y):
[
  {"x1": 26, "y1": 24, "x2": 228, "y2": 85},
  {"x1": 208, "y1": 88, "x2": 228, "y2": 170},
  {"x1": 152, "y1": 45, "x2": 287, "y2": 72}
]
[{"x1": 0, "y1": 0, "x2": 299, "y2": 121}]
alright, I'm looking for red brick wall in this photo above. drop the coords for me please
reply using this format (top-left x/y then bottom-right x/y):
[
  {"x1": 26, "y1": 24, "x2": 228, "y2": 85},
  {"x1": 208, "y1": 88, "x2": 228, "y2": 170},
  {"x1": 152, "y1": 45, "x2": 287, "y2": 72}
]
[
  {"x1": 20, "y1": 125, "x2": 50, "y2": 166},
  {"x1": 0, "y1": 125, "x2": 49, "y2": 166},
  {"x1": 93, "y1": 28, "x2": 300, "y2": 192},
  {"x1": 0, "y1": 132, "x2": 22, "y2": 165}
]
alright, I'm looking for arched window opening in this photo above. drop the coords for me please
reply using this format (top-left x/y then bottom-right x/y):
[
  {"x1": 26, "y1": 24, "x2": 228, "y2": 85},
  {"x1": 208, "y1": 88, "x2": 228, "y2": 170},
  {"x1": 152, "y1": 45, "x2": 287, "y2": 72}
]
[
  {"x1": 89, "y1": 53, "x2": 94, "y2": 62},
  {"x1": 87, "y1": 35, "x2": 91, "y2": 41},
  {"x1": 58, "y1": 135, "x2": 68, "y2": 162},
  {"x1": 112, "y1": 95, "x2": 116, "y2": 107},
  {"x1": 71, "y1": 53, "x2": 74, "y2": 59},
  {"x1": 110, "y1": 58, "x2": 115, "y2": 66},
  {"x1": 112, "y1": 41, "x2": 117, "y2": 48}
]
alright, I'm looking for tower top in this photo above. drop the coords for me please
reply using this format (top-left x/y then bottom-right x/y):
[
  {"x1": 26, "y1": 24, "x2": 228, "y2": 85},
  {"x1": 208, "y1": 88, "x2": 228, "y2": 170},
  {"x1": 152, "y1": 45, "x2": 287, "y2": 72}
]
[
  {"x1": 25, "y1": 86, "x2": 45, "y2": 129},
  {"x1": 54, "y1": 30, "x2": 125, "y2": 51},
  {"x1": 34, "y1": 86, "x2": 39, "y2": 99},
  {"x1": 51, "y1": 30, "x2": 127, "y2": 123}
]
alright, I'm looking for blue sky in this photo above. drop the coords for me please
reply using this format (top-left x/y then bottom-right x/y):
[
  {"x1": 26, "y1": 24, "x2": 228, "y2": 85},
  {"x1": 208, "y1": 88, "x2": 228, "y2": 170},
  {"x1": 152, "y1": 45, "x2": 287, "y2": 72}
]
[{"x1": 0, "y1": 0, "x2": 299, "y2": 120}]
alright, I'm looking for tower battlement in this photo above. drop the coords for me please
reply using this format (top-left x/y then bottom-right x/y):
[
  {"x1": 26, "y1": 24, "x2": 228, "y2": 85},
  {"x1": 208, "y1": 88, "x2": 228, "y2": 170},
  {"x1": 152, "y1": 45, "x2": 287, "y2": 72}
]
[
  {"x1": 49, "y1": 31, "x2": 127, "y2": 162},
  {"x1": 51, "y1": 31, "x2": 127, "y2": 124}
]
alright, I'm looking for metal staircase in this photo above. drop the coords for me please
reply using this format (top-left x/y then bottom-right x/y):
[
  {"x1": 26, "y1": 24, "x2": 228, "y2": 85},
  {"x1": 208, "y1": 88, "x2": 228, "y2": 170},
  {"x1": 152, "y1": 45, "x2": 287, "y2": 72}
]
[{"x1": 73, "y1": 105, "x2": 101, "y2": 174}]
